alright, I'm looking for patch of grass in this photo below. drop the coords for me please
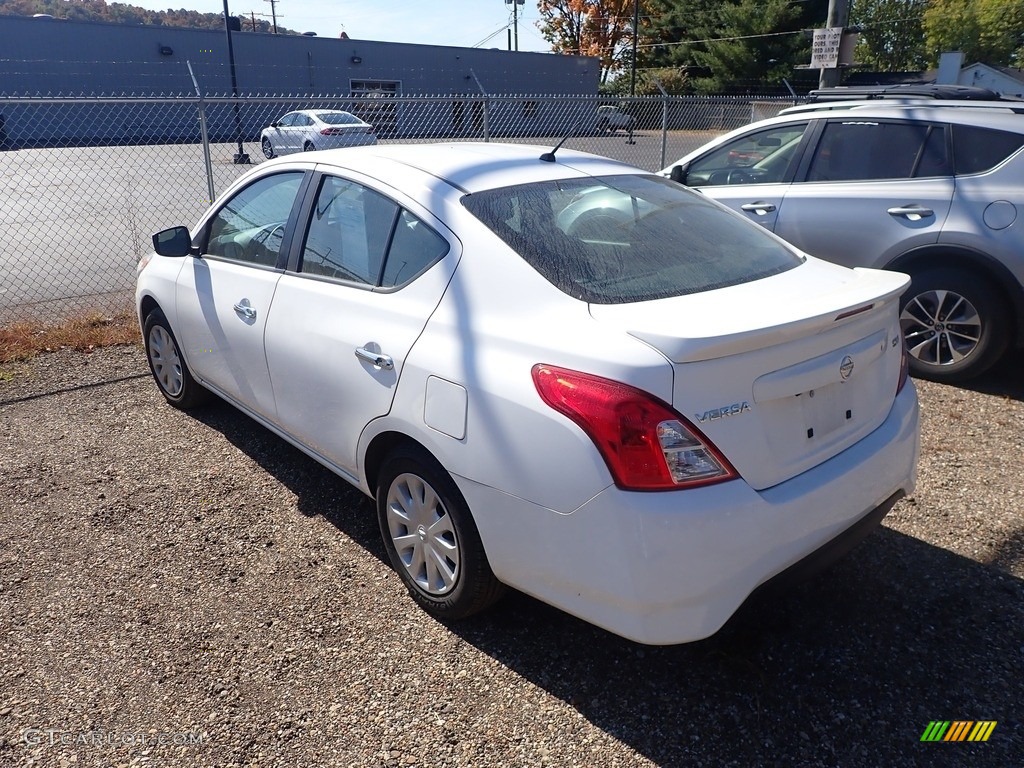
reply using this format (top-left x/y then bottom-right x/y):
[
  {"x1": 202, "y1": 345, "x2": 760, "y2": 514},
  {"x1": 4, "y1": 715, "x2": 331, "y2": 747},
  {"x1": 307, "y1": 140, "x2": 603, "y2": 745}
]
[{"x1": 0, "y1": 311, "x2": 141, "y2": 364}]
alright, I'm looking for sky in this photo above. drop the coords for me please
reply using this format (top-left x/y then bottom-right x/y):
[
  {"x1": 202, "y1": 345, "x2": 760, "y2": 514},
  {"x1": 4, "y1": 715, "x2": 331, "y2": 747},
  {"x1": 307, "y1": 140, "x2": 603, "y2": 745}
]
[{"x1": 126, "y1": 0, "x2": 553, "y2": 53}]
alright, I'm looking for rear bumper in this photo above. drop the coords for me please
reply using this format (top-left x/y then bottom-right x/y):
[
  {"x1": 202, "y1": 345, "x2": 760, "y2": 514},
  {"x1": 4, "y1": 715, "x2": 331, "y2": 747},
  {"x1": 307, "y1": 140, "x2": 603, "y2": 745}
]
[{"x1": 459, "y1": 382, "x2": 919, "y2": 645}]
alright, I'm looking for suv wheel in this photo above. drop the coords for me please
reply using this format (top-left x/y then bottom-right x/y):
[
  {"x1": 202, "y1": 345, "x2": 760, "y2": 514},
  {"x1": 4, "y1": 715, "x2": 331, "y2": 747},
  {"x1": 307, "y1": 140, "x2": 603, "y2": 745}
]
[{"x1": 899, "y1": 268, "x2": 1010, "y2": 382}]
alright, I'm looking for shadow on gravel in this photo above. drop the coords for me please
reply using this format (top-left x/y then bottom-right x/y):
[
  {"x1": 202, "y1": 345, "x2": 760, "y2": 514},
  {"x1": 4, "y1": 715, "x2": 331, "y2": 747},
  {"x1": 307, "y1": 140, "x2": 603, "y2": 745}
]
[
  {"x1": 952, "y1": 356, "x2": 1024, "y2": 401},
  {"x1": 188, "y1": 399, "x2": 1023, "y2": 766}
]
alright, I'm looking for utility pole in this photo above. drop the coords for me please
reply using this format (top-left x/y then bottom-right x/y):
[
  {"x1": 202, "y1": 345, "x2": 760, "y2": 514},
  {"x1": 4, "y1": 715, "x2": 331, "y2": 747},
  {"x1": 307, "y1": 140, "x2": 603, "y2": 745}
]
[
  {"x1": 222, "y1": 0, "x2": 249, "y2": 163},
  {"x1": 819, "y1": 0, "x2": 850, "y2": 88},
  {"x1": 505, "y1": 0, "x2": 522, "y2": 52},
  {"x1": 264, "y1": 0, "x2": 279, "y2": 34}
]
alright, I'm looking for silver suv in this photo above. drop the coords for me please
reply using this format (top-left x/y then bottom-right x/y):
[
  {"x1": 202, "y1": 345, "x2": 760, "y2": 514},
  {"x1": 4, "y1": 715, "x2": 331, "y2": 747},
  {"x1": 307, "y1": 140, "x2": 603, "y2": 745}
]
[{"x1": 662, "y1": 99, "x2": 1024, "y2": 382}]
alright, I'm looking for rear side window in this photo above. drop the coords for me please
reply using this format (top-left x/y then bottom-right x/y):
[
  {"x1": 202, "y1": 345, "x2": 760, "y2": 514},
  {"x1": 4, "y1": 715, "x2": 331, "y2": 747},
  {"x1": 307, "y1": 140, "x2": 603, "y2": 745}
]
[
  {"x1": 462, "y1": 175, "x2": 802, "y2": 304},
  {"x1": 807, "y1": 121, "x2": 949, "y2": 181},
  {"x1": 952, "y1": 125, "x2": 1024, "y2": 174},
  {"x1": 300, "y1": 175, "x2": 449, "y2": 288}
]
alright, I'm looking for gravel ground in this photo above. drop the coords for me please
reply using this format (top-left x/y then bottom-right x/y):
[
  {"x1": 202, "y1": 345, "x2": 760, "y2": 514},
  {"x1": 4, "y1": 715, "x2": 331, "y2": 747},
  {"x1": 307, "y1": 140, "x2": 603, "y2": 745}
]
[{"x1": 0, "y1": 345, "x2": 1021, "y2": 768}]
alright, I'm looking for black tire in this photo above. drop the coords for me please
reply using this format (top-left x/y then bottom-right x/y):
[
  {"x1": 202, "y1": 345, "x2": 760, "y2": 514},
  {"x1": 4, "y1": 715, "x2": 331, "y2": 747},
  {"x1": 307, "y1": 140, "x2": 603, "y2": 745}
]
[
  {"x1": 302, "y1": 141, "x2": 315, "y2": 152},
  {"x1": 143, "y1": 308, "x2": 210, "y2": 410},
  {"x1": 376, "y1": 446, "x2": 505, "y2": 620},
  {"x1": 261, "y1": 137, "x2": 274, "y2": 159},
  {"x1": 898, "y1": 267, "x2": 1011, "y2": 382}
]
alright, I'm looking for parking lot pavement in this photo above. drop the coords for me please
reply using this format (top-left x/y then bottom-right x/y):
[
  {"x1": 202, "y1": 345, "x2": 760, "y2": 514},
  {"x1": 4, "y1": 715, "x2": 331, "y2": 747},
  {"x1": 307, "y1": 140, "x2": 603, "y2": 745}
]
[{"x1": 1, "y1": 346, "x2": 1021, "y2": 767}]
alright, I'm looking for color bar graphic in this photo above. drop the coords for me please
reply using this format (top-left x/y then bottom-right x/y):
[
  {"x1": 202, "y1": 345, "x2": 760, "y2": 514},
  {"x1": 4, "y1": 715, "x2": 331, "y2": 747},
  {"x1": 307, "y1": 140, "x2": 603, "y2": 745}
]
[{"x1": 920, "y1": 721, "x2": 997, "y2": 742}]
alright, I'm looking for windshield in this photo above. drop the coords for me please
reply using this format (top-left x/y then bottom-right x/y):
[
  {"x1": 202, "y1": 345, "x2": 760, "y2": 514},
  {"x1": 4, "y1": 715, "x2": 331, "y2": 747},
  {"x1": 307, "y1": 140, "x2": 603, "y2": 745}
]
[{"x1": 462, "y1": 174, "x2": 802, "y2": 303}]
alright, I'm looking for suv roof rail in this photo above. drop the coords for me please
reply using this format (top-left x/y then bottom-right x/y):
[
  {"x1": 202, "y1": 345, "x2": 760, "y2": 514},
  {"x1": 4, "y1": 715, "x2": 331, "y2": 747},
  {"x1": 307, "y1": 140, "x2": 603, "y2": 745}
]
[{"x1": 807, "y1": 84, "x2": 1009, "y2": 102}]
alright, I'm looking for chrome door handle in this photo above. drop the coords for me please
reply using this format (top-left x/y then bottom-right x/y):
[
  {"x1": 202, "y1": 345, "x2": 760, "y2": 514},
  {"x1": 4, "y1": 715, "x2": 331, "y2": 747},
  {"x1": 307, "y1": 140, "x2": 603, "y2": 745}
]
[
  {"x1": 740, "y1": 202, "x2": 776, "y2": 214},
  {"x1": 887, "y1": 205, "x2": 934, "y2": 220},
  {"x1": 355, "y1": 347, "x2": 394, "y2": 370},
  {"x1": 233, "y1": 302, "x2": 257, "y2": 320}
]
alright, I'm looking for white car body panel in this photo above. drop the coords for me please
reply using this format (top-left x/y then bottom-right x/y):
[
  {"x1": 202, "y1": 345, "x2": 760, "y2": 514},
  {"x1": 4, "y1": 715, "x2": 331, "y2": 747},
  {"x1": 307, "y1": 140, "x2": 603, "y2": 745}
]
[
  {"x1": 174, "y1": 258, "x2": 282, "y2": 420},
  {"x1": 461, "y1": 383, "x2": 918, "y2": 645},
  {"x1": 265, "y1": 264, "x2": 455, "y2": 477}
]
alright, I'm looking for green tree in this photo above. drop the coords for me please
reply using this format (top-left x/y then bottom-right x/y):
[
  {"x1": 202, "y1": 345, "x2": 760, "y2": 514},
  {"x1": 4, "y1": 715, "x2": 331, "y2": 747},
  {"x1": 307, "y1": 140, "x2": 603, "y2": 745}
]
[
  {"x1": 641, "y1": 0, "x2": 824, "y2": 92},
  {"x1": 923, "y1": 0, "x2": 1024, "y2": 66},
  {"x1": 689, "y1": 0, "x2": 809, "y2": 93},
  {"x1": 851, "y1": 0, "x2": 928, "y2": 71}
]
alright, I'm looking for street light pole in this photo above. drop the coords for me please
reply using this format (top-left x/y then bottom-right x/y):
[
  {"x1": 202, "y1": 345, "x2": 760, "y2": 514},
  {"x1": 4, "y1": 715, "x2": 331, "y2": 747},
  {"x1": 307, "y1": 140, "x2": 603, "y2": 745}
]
[{"x1": 222, "y1": 0, "x2": 250, "y2": 164}]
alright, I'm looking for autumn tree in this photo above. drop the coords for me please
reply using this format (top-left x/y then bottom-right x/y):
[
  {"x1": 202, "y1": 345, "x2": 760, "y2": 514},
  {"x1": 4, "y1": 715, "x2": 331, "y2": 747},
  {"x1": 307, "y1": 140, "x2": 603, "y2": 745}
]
[{"x1": 538, "y1": 0, "x2": 643, "y2": 83}]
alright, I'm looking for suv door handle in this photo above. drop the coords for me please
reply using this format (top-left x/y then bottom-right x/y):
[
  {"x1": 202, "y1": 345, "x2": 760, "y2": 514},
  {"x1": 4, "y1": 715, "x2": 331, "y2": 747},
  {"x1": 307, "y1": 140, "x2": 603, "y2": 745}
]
[
  {"x1": 887, "y1": 205, "x2": 934, "y2": 221},
  {"x1": 741, "y1": 202, "x2": 777, "y2": 214},
  {"x1": 233, "y1": 301, "x2": 257, "y2": 320},
  {"x1": 355, "y1": 347, "x2": 394, "y2": 371}
]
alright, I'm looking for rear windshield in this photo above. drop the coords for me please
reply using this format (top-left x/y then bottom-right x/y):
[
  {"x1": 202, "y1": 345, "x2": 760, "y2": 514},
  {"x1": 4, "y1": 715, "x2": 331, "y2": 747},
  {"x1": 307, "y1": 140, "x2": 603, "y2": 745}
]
[
  {"x1": 317, "y1": 112, "x2": 361, "y2": 125},
  {"x1": 462, "y1": 174, "x2": 802, "y2": 303}
]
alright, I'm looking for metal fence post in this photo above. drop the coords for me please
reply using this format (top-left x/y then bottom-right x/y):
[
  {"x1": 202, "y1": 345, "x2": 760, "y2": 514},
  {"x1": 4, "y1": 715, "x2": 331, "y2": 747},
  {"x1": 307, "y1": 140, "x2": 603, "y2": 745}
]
[
  {"x1": 469, "y1": 70, "x2": 490, "y2": 142},
  {"x1": 653, "y1": 81, "x2": 669, "y2": 170},
  {"x1": 187, "y1": 61, "x2": 216, "y2": 205}
]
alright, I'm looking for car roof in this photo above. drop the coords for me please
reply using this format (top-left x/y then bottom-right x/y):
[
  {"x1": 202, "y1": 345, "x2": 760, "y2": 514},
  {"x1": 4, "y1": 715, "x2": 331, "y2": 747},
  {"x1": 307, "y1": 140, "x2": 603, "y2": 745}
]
[{"x1": 263, "y1": 142, "x2": 642, "y2": 194}]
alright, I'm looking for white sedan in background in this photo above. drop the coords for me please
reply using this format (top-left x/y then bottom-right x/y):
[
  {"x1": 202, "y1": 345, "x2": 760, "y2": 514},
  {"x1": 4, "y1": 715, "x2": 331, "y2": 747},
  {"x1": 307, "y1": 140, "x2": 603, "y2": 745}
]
[
  {"x1": 136, "y1": 142, "x2": 919, "y2": 645},
  {"x1": 260, "y1": 109, "x2": 376, "y2": 158}
]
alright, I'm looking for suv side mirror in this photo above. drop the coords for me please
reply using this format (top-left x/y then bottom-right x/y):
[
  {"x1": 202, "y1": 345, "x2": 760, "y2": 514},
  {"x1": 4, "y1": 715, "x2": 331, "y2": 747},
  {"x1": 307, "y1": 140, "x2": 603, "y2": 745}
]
[
  {"x1": 669, "y1": 164, "x2": 688, "y2": 185},
  {"x1": 152, "y1": 226, "x2": 195, "y2": 257}
]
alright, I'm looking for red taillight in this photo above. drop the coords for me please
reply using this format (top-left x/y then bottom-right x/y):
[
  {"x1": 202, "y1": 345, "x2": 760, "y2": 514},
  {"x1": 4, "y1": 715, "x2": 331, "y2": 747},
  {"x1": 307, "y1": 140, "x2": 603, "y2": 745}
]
[
  {"x1": 320, "y1": 127, "x2": 344, "y2": 135},
  {"x1": 531, "y1": 364, "x2": 737, "y2": 491}
]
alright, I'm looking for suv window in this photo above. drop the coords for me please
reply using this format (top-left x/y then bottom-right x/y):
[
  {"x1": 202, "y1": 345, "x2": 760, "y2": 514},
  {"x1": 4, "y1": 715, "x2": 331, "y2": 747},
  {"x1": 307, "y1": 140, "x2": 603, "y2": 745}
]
[
  {"x1": 686, "y1": 124, "x2": 808, "y2": 186},
  {"x1": 463, "y1": 175, "x2": 801, "y2": 304},
  {"x1": 952, "y1": 125, "x2": 1024, "y2": 174},
  {"x1": 806, "y1": 121, "x2": 950, "y2": 181}
]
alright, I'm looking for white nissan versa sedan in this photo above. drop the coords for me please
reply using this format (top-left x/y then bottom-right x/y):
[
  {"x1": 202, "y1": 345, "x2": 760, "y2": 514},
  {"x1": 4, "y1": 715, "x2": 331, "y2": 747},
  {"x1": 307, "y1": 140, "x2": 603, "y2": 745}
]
[{"x1": 136, "y1": 142, "x2": 920, "y2": 645}]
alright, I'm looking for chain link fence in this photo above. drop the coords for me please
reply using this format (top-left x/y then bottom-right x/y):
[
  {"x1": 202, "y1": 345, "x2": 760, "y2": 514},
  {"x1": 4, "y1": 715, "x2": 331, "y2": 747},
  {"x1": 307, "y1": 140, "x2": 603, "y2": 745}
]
[{"x1": 0, "y1": 93, "x2": 793, "y2": 325}]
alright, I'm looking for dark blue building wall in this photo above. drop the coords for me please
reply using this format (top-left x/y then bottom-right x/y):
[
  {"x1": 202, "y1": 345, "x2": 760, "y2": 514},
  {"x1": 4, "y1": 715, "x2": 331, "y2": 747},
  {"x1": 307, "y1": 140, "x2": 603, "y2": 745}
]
[{"x1": 0, "y1": 15, "x2": 600, "y2": 97}]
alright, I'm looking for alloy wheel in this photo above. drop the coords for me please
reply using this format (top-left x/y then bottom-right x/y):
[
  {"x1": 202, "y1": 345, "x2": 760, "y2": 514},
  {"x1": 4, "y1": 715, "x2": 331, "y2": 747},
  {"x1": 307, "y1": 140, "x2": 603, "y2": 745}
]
[{"x1": 900, "y1": 288, "x2": 982, "y2": 368}]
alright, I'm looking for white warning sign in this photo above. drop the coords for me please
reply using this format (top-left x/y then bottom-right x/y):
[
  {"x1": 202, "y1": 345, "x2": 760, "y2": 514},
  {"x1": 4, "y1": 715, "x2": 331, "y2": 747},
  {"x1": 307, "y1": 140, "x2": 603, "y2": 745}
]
[{"x1": 810, "y1": 27, "x2": 843, "y2": 69}]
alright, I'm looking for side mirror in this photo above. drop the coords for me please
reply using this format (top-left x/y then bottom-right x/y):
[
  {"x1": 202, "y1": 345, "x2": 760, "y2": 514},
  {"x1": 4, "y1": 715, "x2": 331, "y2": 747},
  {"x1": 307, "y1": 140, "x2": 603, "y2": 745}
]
[
  {"x1": 152, "y1": 226, "x2": 195, "y2": 257},
  {"x1": 669, "y1": 164, "x2": 688, "y2": 185}
]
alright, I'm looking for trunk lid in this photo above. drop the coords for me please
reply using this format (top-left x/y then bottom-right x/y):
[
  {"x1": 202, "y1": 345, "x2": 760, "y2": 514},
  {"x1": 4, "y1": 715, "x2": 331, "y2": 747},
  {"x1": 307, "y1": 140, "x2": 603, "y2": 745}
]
[{"x1": 589, "y1": 260, "x2": 910, "y2": 490}]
